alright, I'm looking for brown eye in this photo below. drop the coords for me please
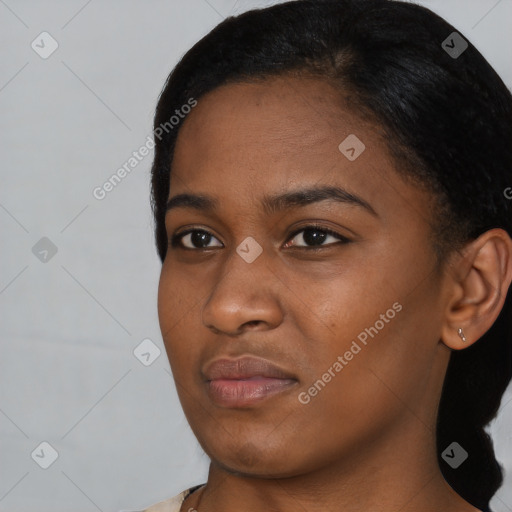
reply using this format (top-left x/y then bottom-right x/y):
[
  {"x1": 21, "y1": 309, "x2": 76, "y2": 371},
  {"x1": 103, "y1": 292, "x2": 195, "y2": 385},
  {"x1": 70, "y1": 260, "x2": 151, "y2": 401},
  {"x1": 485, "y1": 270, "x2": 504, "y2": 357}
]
[
  {"x1": 171, "y1": 229, "x2": 223, "y2": 249},
  {"x1": 284, "y1": 226, "x2": 350, "y2": 248}
]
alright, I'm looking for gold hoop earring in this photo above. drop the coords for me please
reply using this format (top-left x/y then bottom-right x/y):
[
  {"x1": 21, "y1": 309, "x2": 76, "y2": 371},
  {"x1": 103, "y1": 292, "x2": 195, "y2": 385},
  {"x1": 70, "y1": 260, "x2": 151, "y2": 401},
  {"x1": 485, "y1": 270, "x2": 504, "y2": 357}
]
[{"x1": 457, "y1": 328, "x2": 467, "y2": 343}]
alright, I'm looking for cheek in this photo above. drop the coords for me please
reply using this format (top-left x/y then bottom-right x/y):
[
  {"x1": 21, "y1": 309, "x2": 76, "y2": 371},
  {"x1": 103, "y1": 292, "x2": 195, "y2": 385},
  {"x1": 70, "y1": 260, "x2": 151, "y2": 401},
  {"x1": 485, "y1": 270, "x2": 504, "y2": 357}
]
[
  {"x1": 158, "y1": 263, "x2": 198, "y2": 324},
  {"x1": 157, "y1": 267, "x2": 177, "y2": 337},
  {"x1": 289, "y1": 248, "x2": 437, "y2": 409},
  {"x1": 293, "y1": 308, "x2": 422, "y2": 446},
  {"x1": 157, "y1": 266, "x2": 200, "y2": 368},
  {"x1": 285, "y1": 262, "x2": 394, "y2": 350}
]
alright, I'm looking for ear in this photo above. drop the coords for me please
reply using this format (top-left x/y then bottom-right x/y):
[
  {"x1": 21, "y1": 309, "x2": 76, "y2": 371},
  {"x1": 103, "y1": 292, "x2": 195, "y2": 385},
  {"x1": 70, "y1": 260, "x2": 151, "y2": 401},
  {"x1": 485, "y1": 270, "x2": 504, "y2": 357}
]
[{"x1": 441, "y1": 228, "x2": 512, "y2": 350}]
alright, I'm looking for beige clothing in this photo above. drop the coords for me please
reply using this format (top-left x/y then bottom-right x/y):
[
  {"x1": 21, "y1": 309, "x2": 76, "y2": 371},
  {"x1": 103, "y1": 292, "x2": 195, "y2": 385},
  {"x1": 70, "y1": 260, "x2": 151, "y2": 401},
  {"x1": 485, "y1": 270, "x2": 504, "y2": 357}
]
[{"x1": 122, "y1": 485, "x2": 205, "y2": 512}]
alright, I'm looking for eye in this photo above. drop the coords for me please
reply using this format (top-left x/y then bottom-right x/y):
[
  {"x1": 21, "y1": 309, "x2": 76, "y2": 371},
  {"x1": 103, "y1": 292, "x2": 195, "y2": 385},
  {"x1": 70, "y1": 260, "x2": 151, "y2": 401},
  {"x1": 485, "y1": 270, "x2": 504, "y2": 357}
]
[
  {"x1": 284, "y1": 225, "x2": 350, "y2": 248},
  {"x1": 169, "y1": 225, "x2": 350, "y2": 251},
  {"x1": 170, "y1": 229, "x2": 223, "y2": 250}
]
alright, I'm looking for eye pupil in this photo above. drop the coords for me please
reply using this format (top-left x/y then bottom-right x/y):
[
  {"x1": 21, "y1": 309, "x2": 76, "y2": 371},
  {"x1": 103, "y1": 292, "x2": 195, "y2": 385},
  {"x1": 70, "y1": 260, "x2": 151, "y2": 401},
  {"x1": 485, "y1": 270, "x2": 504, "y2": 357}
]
[
  {"x1": 192, "y1": 231, "x2": 211, "y2": 248},
  {"x1": 303, "y1": 228, "x2": 327, "y2": 246}
]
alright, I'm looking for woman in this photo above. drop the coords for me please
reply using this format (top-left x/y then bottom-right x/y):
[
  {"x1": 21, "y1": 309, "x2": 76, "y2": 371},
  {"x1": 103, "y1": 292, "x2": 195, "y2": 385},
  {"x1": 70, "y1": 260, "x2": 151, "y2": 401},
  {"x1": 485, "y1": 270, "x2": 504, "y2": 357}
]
[{"x1": 137, "y1": 0, "x2": 512, "y2": 510}]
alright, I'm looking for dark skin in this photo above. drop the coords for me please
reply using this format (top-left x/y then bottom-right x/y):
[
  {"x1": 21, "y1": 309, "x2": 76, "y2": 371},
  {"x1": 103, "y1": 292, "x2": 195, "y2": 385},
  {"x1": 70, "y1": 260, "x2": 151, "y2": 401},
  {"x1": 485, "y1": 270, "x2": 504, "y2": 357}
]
[{"x1": 157, "y1": 75, "x2": 512, "y2": 512}]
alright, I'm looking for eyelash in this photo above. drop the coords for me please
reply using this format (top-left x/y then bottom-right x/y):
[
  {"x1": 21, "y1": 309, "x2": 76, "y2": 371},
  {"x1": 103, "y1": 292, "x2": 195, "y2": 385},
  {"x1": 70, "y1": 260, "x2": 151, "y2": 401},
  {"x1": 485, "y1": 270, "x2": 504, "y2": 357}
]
[{"x1": 169, "y1": 224, "x2": 350, "y2": 251}]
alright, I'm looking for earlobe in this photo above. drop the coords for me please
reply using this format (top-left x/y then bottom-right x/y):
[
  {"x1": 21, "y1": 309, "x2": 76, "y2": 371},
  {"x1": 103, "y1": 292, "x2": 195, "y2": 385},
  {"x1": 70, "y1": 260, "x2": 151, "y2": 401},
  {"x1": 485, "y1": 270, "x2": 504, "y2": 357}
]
[{"x1": 441, "y1": 229, "x2": 512, "y2": 351}]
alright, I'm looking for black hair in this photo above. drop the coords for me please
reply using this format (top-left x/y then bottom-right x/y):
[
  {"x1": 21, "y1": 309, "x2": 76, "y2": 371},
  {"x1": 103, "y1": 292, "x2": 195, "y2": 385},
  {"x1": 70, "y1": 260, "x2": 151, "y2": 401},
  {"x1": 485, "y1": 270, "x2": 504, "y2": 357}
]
[{"x1": 150, "y1": 0, "x2": 512, "y2": 508}]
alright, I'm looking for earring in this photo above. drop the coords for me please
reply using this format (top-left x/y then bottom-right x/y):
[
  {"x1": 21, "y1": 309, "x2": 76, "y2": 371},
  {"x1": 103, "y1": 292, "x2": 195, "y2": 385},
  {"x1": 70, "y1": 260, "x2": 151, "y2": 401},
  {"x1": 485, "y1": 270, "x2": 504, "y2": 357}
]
[{"x1": 457, "y1": 328, "x2": 467, "y2": 343}]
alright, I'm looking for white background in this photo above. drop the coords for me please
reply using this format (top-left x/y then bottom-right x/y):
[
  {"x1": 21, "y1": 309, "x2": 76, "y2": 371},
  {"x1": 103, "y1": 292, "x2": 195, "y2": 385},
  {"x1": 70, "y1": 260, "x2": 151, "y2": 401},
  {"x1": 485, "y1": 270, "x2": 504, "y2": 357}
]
[{"x1": 1, "y1": 1, "x2": 511, "y2": 511}]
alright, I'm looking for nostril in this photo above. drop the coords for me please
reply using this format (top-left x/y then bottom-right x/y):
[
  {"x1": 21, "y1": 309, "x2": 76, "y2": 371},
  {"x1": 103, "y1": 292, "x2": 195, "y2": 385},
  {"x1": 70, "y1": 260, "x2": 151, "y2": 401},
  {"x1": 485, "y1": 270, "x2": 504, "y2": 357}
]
[{"x1": 244, "y1": 320, "x2": 261, "y2": 328}]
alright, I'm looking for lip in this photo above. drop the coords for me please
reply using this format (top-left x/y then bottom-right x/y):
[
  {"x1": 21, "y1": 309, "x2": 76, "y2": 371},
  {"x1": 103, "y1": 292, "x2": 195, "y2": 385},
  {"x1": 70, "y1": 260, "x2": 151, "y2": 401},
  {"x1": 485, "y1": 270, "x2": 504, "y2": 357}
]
[{"x1": 203, "y1": 356, "x2": 298, "y2": 408}]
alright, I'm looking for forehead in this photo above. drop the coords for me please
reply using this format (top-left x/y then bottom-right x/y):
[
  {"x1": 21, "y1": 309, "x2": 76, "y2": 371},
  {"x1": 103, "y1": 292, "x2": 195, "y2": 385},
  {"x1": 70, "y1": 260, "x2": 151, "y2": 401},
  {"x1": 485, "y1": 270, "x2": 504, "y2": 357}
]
[
  {"x1": 174, "y1": 76, "x2": 369, "y2": 163},
  {"x1": 168, "y1": 75, "x2": 429, "y2": 222}
]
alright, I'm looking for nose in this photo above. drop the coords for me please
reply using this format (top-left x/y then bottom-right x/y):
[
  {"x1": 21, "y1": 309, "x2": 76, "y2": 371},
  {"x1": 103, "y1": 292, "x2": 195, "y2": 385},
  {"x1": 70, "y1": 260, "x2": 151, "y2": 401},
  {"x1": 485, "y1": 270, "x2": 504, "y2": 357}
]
[{"x1": 201, "y1": 250, "x2": 284, "y2": 336}]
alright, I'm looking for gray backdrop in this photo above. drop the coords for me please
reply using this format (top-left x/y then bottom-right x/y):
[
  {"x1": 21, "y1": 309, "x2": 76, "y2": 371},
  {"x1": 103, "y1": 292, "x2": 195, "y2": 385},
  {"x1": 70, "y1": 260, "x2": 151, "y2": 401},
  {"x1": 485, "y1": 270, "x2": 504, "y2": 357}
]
[{"x1": 1, "y1": 1, "x2": 511, "y2": 511}]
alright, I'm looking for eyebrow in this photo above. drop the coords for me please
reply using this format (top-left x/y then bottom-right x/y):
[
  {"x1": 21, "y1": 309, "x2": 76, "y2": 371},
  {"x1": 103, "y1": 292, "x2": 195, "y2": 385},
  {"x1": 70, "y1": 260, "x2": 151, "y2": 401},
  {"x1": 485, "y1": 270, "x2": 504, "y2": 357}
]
[{"x1": 165, "y1": 185, "x2": 378, "y2": 217}]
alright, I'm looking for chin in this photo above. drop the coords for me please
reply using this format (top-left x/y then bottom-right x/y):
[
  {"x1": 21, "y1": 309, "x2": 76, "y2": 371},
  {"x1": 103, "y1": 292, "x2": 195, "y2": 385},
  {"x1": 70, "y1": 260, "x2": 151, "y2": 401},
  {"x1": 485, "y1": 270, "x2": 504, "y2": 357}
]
[{"x1": 206, "y1": 439, "x2": 309, "y2": 479}]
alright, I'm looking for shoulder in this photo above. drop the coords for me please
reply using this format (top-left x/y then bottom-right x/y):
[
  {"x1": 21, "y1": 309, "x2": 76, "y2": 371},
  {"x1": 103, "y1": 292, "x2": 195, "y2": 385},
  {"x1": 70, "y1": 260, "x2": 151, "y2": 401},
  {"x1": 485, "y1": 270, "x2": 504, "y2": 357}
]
[{"x1": 119, "y1": 485, "x2": 205, "y2": 512}]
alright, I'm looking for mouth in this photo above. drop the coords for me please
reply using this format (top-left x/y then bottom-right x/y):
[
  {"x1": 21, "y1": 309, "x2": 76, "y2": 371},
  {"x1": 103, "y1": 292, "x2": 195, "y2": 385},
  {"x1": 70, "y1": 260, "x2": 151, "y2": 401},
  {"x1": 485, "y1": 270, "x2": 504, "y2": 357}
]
[
  {"x1": 203, "y1": 356, "x2": 298, "y2": 408},
  {"x1": 206, "y1": 376, "x2": 297, "y2": 407}
]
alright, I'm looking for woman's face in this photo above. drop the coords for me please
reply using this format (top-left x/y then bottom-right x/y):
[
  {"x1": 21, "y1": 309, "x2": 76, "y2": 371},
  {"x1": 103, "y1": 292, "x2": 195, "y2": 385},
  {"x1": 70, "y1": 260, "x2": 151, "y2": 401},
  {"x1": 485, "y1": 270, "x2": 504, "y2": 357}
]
[{"x1": 158, "y1": 75, "x2": 451, "y2": 477}]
